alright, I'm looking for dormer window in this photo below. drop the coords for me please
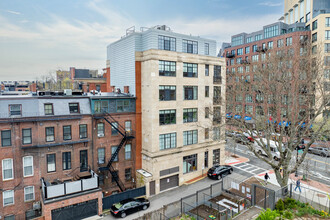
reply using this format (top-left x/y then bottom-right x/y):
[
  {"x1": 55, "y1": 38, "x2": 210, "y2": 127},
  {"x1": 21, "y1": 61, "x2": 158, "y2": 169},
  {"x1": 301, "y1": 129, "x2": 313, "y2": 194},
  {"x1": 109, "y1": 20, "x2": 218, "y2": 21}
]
[{"x1": 9, "y1": 104, "x2": 21, "y2": 116}]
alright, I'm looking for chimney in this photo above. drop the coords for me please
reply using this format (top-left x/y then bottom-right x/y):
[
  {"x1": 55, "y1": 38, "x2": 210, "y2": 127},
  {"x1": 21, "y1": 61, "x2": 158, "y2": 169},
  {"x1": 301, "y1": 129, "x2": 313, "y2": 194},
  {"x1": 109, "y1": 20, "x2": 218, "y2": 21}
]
[{"x1": 124, "y1": 86, "x2": 130, "y2": 94}]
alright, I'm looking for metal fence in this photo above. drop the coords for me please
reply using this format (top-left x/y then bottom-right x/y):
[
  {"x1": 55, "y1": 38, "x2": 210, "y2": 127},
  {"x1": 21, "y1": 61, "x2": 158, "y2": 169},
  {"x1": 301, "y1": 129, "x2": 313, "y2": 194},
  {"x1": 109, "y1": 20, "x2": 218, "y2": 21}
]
[
  {"x1": 102, "y1": 186, "x2": 146, "y2": 210},
  {"x1": 274, "y1": 184, "x2": 330, "y2": 212}
]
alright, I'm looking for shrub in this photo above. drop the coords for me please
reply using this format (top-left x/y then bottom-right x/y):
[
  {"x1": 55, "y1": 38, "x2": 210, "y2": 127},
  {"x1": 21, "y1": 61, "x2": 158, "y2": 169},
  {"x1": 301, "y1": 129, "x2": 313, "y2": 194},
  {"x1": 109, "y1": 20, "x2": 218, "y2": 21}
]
[
  {"x1": 283, "y1": 197, "x2": 296, "y2": 209},
  {"x1": 275, "y1": 199, "x2": 285, "y2": 211},
  {"x1": 283, "y1": 210, "x2": 293, "y2": 219},
  {"x1": 256, "y1": 208, "x2": 280, "y2": 220}
]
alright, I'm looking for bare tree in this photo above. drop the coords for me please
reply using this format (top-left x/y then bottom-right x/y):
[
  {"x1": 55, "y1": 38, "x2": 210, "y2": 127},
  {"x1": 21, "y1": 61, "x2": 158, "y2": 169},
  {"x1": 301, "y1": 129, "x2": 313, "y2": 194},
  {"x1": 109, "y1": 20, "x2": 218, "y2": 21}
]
[{"x1": 225, "y1": 38, "x2": 329, "y2": 187}]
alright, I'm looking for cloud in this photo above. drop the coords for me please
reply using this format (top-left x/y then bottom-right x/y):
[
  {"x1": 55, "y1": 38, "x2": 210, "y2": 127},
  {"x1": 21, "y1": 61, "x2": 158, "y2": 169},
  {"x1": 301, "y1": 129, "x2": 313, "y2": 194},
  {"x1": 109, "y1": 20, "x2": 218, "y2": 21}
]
[
  {"x1": 6, "y1": 10, "x2": 21, "y2": 15},
  {"x1": 258, "y1": 2, "x2": 282, "y2": 7}
]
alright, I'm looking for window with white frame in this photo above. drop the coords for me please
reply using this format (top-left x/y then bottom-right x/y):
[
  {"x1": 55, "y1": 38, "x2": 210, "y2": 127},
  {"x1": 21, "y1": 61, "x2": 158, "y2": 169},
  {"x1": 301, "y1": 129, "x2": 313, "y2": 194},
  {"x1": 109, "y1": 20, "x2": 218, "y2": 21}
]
[
  {"x1": 125, "y1": 144, "x2": 131, "y2": 160},
  {"x1": 9, "y1": 104, "x2": 21, "y2": 116},
  {"x1": 3, "y1": 190, "x2": 14, "y2": 206},
  {"x1": 97, "y1": 123, "x2": 104, "y2": 137},
  {"x1": 23, "y1": 156, "x2": 33, "y2": 177},
  {"x1": 47, "y1": 154, "x2": 56, "y2": 173},
  {"x1": 24, "y1": 186, "x2": 34, "y2": 202},
  {"x1": 2, "y1": 158, "x2": 13, "y2": 180}
]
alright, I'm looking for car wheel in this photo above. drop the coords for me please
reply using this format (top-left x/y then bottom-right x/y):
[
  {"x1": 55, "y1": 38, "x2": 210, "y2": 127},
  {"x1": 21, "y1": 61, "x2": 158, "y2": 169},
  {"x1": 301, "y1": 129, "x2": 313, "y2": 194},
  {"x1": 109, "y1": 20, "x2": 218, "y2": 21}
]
[
  {"x1": 228, "y1": 169, "x2": 232, "y2": 174},
  {"x1": 142, "y1": 205, "x2": 148, "y2": 210},
  {"x1": 121, "y1": 212, "x2": 126, "y2": 218},
  {"x1": 217, "y1": 174, "x2": 221, "y2": 180},
  {"x1": 258, "y1": 150, "x2": 262, "y2": 155},
  {"x1": 321, "y1": 153, "x2": 326, "y2": 157}
]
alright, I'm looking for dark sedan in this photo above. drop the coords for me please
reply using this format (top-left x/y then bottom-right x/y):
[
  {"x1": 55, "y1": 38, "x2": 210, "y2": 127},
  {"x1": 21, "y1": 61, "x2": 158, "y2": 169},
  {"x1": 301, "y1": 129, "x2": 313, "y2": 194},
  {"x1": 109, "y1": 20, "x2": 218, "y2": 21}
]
[
  {"x1": 110, "y1": 198, "x2": 150, "y2": 218},
  {"x1": 207, "y1": 165, "x2": 233, "y2": 180}
]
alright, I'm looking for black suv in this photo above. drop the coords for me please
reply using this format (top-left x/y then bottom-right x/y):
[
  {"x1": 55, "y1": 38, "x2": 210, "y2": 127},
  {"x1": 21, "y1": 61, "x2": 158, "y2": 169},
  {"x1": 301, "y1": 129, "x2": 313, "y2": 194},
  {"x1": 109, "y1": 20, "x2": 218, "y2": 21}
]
[{"x1": 207, "y1": 165, "x2": 233, "y2": 180}]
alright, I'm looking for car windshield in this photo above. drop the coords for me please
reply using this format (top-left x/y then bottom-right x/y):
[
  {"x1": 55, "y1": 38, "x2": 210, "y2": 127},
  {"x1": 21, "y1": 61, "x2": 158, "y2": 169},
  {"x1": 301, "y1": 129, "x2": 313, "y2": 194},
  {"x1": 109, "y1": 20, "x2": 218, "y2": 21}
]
[{"x1": 114, "y1": 203, "x2": 123, "y2": 209}]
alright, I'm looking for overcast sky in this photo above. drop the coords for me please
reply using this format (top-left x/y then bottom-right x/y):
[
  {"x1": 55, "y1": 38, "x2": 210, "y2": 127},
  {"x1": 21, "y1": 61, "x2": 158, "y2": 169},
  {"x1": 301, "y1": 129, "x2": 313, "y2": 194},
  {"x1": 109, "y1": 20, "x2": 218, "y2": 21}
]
[{"x1": 0, "y1": 0, "x2": 283, "y2": 81}]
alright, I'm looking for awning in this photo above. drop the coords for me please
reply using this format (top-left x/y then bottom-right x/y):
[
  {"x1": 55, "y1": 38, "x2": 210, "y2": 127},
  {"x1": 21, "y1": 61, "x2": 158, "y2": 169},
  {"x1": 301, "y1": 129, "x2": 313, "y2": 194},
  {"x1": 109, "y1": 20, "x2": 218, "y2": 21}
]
[
  {"x1": 234, "y1": 115, "x2": 242, "y2": 119},
  {"x1": 244, "y1": 116, "x2": 252, "y2": 121},
  {"x1": 226, "y1": 113, "x2": 232, "y2": 118}
]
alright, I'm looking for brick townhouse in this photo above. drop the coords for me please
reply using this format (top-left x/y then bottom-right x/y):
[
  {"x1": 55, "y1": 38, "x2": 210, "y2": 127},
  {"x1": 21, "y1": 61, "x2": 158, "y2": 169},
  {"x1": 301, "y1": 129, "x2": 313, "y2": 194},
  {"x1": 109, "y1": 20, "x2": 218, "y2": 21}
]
[{"x1": 0, "y1": 92, "x2": 136, "y2": 220}]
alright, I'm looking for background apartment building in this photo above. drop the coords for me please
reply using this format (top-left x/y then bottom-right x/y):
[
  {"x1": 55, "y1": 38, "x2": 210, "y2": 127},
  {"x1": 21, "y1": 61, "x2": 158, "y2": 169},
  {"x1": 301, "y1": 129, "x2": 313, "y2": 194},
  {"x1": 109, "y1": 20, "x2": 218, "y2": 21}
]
[
  {"x1": 224, "y1": 22, "x2": 311, "y2": 125},
  {"x1": 283, "y1": 0, "x2": 330, "y2": 118},
  {"x1": 107, "y1": 25, "x2": 226, "y2": 196}
]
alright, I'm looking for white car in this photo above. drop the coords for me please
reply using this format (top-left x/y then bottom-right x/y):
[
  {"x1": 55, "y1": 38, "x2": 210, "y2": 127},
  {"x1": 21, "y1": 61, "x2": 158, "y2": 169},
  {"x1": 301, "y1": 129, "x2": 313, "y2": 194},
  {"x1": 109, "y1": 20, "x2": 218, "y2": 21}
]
[{"x1": 253, "y1": 138, "x2": 284, "y2": 161}]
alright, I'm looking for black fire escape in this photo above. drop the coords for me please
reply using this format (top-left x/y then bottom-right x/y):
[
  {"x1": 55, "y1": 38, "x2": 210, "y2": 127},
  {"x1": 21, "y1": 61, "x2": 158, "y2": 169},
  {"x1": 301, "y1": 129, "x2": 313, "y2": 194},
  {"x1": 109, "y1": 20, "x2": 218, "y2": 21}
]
[{"x1": 98, "y1": 112, "x2": 134, "y2": 192}]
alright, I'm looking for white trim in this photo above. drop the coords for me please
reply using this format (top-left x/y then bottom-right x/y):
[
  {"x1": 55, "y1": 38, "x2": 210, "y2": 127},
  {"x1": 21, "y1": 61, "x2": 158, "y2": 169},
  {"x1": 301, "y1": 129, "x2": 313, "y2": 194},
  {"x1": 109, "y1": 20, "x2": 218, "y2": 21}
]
[
  {"x1": 3, "y1": 190, "x2": 14, "y2": 206},
  {"x1": 23, "y1": 156, "x2": 34, "y2": 177},
  {"x1": 2, "y1": 158, "x2": 14, "y2": 181},
  {"x1": 24, "y1": 186, "x2": 35, "y2": 202}
]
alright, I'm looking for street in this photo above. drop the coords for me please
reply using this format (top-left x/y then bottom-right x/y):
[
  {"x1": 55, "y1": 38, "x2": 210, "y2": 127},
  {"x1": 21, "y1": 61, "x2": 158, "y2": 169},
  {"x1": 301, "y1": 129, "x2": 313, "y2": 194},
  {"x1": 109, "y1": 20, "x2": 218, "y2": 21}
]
[{"x1": 226, "y1": 139, "x2": 330, "y2": 186}]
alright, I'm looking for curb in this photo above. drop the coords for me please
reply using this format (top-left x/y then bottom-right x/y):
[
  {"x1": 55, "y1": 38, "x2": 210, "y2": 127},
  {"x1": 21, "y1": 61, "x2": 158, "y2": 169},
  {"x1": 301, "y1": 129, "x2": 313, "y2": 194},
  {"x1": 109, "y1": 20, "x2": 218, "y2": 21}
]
[{"x1": 184, "y1": 174, "x2": 207, "y2": 185}]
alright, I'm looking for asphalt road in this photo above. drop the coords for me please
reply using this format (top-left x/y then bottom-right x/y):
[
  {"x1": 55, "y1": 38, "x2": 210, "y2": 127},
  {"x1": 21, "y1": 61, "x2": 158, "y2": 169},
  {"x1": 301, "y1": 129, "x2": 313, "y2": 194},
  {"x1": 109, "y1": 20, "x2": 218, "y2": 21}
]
[{"x1": 225, "y1": 138, "x2": 330, "y2": 185}]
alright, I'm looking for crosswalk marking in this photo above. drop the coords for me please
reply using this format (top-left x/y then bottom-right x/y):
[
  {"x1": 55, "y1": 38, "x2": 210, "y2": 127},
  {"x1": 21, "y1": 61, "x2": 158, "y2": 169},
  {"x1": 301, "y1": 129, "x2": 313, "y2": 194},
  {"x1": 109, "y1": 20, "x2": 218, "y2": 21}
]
[{"x1": 233, "y1": 162, "x2": 266, "y2": 175}]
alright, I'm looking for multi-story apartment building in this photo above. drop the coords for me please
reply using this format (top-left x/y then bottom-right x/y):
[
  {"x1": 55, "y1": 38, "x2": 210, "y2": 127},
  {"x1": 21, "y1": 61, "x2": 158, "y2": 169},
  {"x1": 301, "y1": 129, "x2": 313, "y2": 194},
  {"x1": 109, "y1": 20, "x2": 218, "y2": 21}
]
[
  {"x1": 0, "y1": 92, "x2": 136, "y2": 219},
  {"x1": 107, "y1": 25, "x2": 226, "y2": 196},
  {"x1": 282, "y1": 0, "x2": 330, "y2": 118},
  {"x1": 224, "y1": 22, "x2": 311, "y2": 124},
  {"x1": 89, "y1": 93, "x2": 136, "y2": 195}
]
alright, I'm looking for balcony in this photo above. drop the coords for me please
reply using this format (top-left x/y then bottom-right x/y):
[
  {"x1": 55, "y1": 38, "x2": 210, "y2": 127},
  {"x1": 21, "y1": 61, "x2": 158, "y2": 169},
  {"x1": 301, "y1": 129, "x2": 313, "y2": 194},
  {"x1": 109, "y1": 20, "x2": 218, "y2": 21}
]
[
  {"x1": 41, "y1": 170, "x2": 98, "y2": 201},
  {"x1": 213, "y1": 75, "x2": 222, "y2": 84},
  {"x1": 226, "y1": 53, "x2": 235, "y2": 58},
  {"x1": 256, "y1": 47, "x2": 268, "y2": 53}
]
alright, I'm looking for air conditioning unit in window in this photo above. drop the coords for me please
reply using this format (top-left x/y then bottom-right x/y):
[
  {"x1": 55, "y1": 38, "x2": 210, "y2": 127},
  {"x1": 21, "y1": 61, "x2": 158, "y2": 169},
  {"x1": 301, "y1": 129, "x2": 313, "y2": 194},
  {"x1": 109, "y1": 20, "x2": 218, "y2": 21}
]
[
  {"x1": 33, "y1": 201, "x2": 41, "y2": 210},
  {"x1": 98, "y1": 133, "x2": 104, "y2": 137}
]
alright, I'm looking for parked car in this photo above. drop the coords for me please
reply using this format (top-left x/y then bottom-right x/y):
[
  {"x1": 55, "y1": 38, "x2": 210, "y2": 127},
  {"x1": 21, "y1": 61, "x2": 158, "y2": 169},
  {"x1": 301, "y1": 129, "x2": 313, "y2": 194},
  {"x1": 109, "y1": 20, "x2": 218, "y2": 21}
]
[
  {"x1": 234, "y1": 134, "x2": 251, "y2": 145},
  {"x1": 207, "y1": 165, "x2": 233, "y2": 180},
  {"x1": 308, "y1": 147, "x2": 330, "y2": 157},
  {"x1": 253, "y1": 138, "x2": 284, "y2": 161},
  {"x1": 110, "y1": 198, "x2": 150, "y2": 218},
  {"x1": 225, "y1": 130, "x2": 239, "y2": 137}
]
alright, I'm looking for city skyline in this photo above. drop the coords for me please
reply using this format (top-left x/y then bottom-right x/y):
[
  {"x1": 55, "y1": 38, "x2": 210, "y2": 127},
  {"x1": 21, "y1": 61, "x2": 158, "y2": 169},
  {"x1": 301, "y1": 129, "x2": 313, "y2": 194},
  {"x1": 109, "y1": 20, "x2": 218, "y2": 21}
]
[{"x1": 0, "y1": 0, "x2": 282, "y2": 80}]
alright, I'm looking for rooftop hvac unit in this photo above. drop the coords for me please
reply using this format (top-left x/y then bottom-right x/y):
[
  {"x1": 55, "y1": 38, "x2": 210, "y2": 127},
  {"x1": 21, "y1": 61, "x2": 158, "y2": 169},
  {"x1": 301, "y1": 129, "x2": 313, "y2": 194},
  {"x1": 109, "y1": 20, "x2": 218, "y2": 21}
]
[{"x1": 64, "y1": 89, "x2": 72, "y2": 96}]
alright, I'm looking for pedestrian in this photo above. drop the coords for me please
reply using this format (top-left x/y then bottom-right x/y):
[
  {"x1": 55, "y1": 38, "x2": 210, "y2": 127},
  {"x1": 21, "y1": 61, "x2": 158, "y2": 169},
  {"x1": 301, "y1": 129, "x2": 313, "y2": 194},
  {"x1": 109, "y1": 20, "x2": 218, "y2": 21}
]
[
  {"x1": 301, "y1": 138, "x2": 305, "y2": 145},
  {"x1": 295, "y1": 179, "x2": 302, "y2": 193},
  {"x1": 264, "y1": 172, "x2": 270, "y2": 185}
]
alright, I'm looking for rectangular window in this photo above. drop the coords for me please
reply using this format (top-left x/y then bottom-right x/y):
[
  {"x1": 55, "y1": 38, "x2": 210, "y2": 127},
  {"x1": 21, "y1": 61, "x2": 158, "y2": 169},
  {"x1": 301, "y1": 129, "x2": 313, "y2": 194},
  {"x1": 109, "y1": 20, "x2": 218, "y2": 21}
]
[
  {"x1": 245, "y1": 105, "x2": 253, "y2": 114},
  {"x1": 98, "y1": 148, "x2": 105, "y2": 164},
  {"x1": 286, "y1": 37, "x2": 292, "y2": 46},
  {"x1": 300, "y1": 1, "x2": 304, "y2": 21},
  {"x1": 213, "y1": 149, "x2": 220, "y2": 165},
  {"x1": 264, "y1": 25, "x2": 279, "y2": 39},
  {"x1": 79, "y1": 124, "x2": 87, "y2": 139},
  {"x1": 246, "y1": 37, "x2": 253, "y2": 43},
  {"x1": 125, "y1": 144, "x2": 131, "y2": 160},
  {"x1": 183, "y1": 63, "x2": 198, "y2": 77},
  {"x1": 204, "y1": 43, "x2": 209, "y2": 55},
  {"x1": 268, "y1": 41, "x2": 273, "y2": 49},
  {"x1": 204, "y1": 151, "x2": 208, "y2": 168},
  {"x1": 111, "y1": 170, "x2": 119, "y2": 183},
  {"x1": 44, "y1": 103, "x2": 53, "y2": 115},
  {"x1": 213, "y1": 107, "x2": 221, "y2": 124},
  {"x1": 326, "y1": 31, "x2": 330, "y2": 40},
  {"x1": 2, "y1": 158, "x2": 13, "y2": 180},
  {"x1": 24, "y1": 186, "x2": 34, "y2": 202},
  {"x1": 159, "y1": 133, "x2": 176, "y2": 150},
  {"x1": 252, "y1": 55, "x2": 259, "y2": 62},
  {"x1": 159, "y1": 85, "x2": 176, "y2": 101},
  {"x1": 23, "y1": 156, "x2": 33, "y2": 177},
  {"x1": 205, "y1": 128, "x2": 209, "y2": 140},
  {"x1": 184, "y1": 86, "x2": 198, "y2": 100},
  {"x1": 47, "y1": 154, "x2": 56, "y2": 173},
  {"x1": 159, "y1": 60, "x2": 176, "y2": 76},
  {"x1": 1, "y1": 130, "x2": 11, "y2": 147},
  {"x1": 326, "y1": 17, "x2": 330, "y2": 27},
  {"x1": 205, "y1": 86, "x2": 209, "y2": 97},
  {"x1": 97, "y1": 123, "x2": 104, "y2": 137},
  {"x1": 9, "y1": 104, "x2": 21, "y2": 116},
  {"x1": 183, "y1": 108, "x2": 198, "y2": 123},
  {"x1": 214, "y1": 65, "x2": 221, "y2": 83},
  {"x1": 245, "y1": 46, "x2": 250, "y2": 54},
  {"x1": 69, "y1": 103, "x2": 79, "y2": 113},
  {"x1": 325, "y1": 56, "x2": 330, "y2": 66},
  {"x1": 3, "y1": 190, "x2": 14, "y2": 206},
  {"x1": 182, "y1": 39, "x2": 198, "y2": 54},
  {"x1": 236, "y1": 105, "x2": 242, "y2": 113},
  {"x1": 94, "y1": 100, "x2": 108, "y2": 113},
  {"x1": 116, "y1": 100, "x2": 130, "y2": 112},
  {"x1": 205, "y1": 64, "x2": 209, "y2": 76},
  {"x1": 45, "y1": 127, "x2": 55, "y2": 142},
  {"x1": 62, "y1": 152, "x2": 71, "y2": 170},
  {"x1": 125, "y1": 168, "x2": 132, "y2": 181},
  {"x1": 237, "y1": 48, "x2": 243, "y2": 55},
  {"x1": 252, "y1": 45, "x2": 257, "y2": 52},
  {"x1": 158, "y1": 35, "x2": 176, "y2": 51},
  {"x1": 277, "y1": 39, "x2": 283, "y2": 47},
  {"x1": 22, "y1": 128, "x2": 32, "y2": 145},
  {"x1": 111, "y1": 122, "x2": 118, "y2": 135},
  {"x1": 63, "y1": 125, "x2": 71, "y2": 140},
  {"x1": 183, "y1": 154, "x2": 197, "y2": 174},
  {"x1": 183, "y1": 130, "x2": 198, "y2": 146},
  {"x1": 213, "y1": 127, "x2": 220, "y2": 141},
  {"x1": 205, "y1": 107, "x2": 209, "y2": 118},
  {"x1": 159, "y1": 109, "x2": 176, "y2": 125},
  {"x1": 80, "y1": 150, "x2": 88, "y2": 172},
  {"x1": 245, "y1": 94, "x2": 253, "y2": 103},
  {"x1": 325, "y1": 44, "x2": 330, "y2": 53},
  {"x1": 312, "y1": 20, "x2": 318, "y2": 30},
  {"x1": 312, "y1": 33, "x2": 318, "y2": 42},
  {"x1": 125, "y1": 121, "x2": 131, "y2": 132},
  {"x1": 255, "y1": 34, "x2": 262, "y2": 41},
  {"x1": 111, "y1": 146, "x2": 118, "y2": 162},
  {"x1": 4, "y1": 215, "x2": 15, "y2": 220}
]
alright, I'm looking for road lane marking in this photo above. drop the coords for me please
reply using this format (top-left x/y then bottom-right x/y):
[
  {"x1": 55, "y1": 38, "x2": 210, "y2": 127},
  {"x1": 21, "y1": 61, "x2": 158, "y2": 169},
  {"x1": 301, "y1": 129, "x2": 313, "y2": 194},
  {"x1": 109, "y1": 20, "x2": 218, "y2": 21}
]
[{"x1": 306, "y1": 157, "x2": 330, "y2": 166}]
